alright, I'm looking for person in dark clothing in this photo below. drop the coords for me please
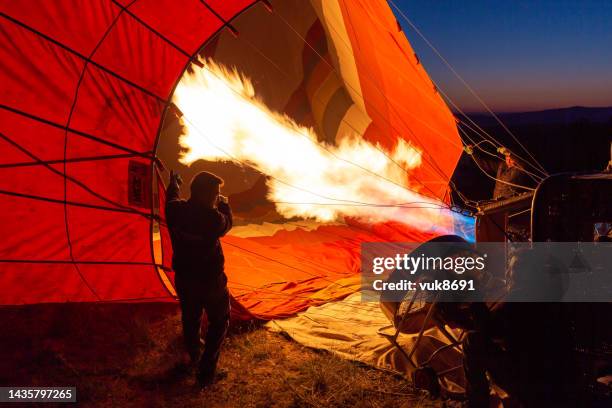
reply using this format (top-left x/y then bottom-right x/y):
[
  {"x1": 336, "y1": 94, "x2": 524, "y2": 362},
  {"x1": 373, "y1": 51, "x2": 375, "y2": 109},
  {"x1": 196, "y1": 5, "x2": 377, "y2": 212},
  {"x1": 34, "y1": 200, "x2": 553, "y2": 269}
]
[
  {"x1": 470, "y1": 148, "x2": 535, "y2": 242},
  {"x1": 166, "y1": 170, "x2": 233, "y2": 388},
  {"x1": 469, "y1": 147, "x2": 535, "y2": 200},
  {"x1": 461, "y1": 250, "x2": 575, "y2": 407}
]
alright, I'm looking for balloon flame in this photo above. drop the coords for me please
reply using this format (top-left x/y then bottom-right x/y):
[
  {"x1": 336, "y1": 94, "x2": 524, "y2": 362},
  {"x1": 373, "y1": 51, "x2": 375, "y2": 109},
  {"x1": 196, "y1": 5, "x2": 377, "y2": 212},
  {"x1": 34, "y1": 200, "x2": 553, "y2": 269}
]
[{"x1": 174, "y1": 60, "x2": 464, "y2": 234}]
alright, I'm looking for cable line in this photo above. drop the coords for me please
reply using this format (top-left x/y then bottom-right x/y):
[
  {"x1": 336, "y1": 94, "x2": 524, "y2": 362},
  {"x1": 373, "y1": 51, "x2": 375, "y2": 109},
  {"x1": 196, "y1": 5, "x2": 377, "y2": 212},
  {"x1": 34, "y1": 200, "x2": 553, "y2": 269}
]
[
  {"x1": 441, "y1": 89, "x2": 548, "y2": 179},
  {"x1": 230, "y1": 31, "x2": 445, "y2": 202},
  {"x1": 180, "y1": 114, "x2": 452, "y2": 211},
  {"x1": 467, "y1": 153, "x2": 535, "y2": 192},
  {"x1": 181, "y1": 49, "x2": 449, "y2": 206},
  {"x1": 273, "y1": 11, "x2": 456, "y2": 186},
  {"x1": 388, "y1": 0, "x2": 548, "y2": 176}
]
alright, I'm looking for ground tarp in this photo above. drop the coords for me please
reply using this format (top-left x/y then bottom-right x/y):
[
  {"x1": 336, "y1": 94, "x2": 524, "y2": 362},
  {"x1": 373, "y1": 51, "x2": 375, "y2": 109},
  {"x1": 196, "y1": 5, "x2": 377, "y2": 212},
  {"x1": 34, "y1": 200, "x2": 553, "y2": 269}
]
[{"x1": 266, "y1": 290, "x2": 466, "y2": 394}]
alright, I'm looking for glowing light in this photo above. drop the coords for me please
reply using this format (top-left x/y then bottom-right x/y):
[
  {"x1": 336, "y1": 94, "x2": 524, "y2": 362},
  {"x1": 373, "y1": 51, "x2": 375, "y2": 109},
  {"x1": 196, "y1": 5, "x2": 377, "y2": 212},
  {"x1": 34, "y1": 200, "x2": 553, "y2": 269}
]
[{"x1": 173, "y1": 60, "x2": 468, "y2": 234}]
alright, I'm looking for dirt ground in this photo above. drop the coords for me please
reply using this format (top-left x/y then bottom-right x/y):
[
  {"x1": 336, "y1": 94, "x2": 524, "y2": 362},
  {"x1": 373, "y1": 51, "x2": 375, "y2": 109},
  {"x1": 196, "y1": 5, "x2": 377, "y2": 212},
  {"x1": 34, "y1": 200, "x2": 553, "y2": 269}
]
[{"x1": 0, "y1": 303, "x2": 441, "y2": 407}]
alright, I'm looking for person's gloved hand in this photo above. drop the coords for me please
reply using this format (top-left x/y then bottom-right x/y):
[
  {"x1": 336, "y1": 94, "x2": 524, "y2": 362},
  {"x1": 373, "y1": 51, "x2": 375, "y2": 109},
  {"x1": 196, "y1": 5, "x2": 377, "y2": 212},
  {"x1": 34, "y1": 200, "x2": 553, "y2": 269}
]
[{"x1": 170, "y1": 170, "x2": 183, "y2": 186}]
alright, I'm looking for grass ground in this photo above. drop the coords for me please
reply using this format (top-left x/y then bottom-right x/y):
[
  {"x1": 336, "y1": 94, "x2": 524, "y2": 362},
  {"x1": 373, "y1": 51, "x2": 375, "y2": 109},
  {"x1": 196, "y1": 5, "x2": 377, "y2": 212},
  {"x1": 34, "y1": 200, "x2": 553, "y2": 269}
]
[{"x1": 0, "y1": 303, "x2": 440, "y2": 407}]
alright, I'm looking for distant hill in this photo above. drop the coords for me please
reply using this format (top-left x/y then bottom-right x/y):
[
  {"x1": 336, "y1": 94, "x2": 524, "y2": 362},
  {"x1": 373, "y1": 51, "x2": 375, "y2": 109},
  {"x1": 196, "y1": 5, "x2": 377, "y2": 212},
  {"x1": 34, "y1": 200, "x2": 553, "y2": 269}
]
[{"x1": 465, "y1": 106, "x2": 612, "y2": 127}]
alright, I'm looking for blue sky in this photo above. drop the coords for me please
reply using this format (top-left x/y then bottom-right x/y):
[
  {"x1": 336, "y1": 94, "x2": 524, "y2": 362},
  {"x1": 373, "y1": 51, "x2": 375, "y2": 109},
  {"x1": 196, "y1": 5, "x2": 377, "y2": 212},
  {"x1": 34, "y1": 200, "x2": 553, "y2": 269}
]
[{"x1": 391, "y1": 1, "x2": 612, "y2": 112}]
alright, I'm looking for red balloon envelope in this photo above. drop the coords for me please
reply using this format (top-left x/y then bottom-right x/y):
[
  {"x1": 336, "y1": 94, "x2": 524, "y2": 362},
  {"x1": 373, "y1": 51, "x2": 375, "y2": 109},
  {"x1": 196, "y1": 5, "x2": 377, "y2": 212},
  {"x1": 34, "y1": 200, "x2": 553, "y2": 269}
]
[{"x1": 0, "y1": 0, "x2": 466, "y2": 318}]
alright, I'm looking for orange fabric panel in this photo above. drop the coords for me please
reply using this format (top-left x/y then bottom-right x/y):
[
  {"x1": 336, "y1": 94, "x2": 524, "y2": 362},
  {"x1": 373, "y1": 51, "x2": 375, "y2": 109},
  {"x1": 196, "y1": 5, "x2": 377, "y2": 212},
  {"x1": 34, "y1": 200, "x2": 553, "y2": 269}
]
[
  {"x1": 0, "y1": 263, "x2": 96, "y2": 304},
  {"x1": 0, "y1": 194, "x2": 70, "y2": 262},
  {"x1": 222, "y1": 222, "x2": 441, "y2": 319},
  {"x1": 0, "y1": 0, "x2": 258, "y2": 305},
  {"x1": 128, "y1": 0, "x2": 224, "y2": 55},
  {"x1": 338, "y1": 0, "x2": 462, "y2": 202},
  {"x1": 0, "y1": 18, "x2": 85, "y2": 125},
  {"x1": 0, "y1": 0, "x2": 118, "y2": 56},
  {"x1": 92, "y1": 13, "x2": 186, "y2": 99}
]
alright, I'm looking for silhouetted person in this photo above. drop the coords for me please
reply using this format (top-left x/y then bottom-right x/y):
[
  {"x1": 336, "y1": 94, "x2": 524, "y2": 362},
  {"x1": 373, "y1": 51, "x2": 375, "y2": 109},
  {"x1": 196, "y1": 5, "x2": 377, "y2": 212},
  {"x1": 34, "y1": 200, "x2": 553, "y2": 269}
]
[
  {"x1": 461, "y1": 250, "x2": 575, "y2": 407},
  {"x1": 166, "y1": 170, "x2": 232, "y2": 388},
  {"x1": 470, "y1": 148, "x2": 535, "y2": 200},
  {"x1": 470, "y1": 148, "x2": 534, "y2": 241}
]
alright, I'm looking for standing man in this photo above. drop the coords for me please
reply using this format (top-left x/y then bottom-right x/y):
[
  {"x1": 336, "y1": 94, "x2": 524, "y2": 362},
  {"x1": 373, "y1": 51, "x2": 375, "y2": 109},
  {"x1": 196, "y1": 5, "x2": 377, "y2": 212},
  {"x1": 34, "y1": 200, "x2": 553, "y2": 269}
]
[
  {"x1": 461, "y1": 250, "x2": 574, "y2": 407},
  {"x1": 166, "y1": 170, "x2": 232, "y2": 388}
]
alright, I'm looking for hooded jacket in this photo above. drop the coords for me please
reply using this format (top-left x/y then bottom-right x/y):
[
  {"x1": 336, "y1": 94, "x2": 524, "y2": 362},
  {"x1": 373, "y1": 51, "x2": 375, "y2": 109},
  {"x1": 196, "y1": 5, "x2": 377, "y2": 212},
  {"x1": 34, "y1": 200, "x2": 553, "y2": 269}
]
[{"x1": 165, "y1": 178, "x2": 233, "y2": 281}]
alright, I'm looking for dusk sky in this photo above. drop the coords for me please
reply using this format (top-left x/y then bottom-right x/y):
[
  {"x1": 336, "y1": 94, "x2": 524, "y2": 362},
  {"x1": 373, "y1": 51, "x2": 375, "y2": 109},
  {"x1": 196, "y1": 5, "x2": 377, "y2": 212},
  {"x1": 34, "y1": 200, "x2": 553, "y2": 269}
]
[{"x1": 392, "y1": 1, "x2": 612, "y2": 112}]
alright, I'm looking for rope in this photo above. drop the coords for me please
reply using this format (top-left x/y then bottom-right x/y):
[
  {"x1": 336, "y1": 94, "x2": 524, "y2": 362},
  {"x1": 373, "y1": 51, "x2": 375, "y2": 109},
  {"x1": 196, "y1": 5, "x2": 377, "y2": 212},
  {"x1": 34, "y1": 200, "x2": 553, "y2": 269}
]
[
  {"x1": 232, "y1": 31, "x2": 445, "y2": 202},
  {"x1": 273, "y1": 11, "x2": 456, "y2": 185},
  {"x1": 0, "y1": 151, "x2": 153, "y2": 169},
  {"x1": 351, "y1": 1, "x2": 546, "y2": 181},
  {"x1": 60, "y1": 1, "x2": 140, "y2": 301},
  {"x1": 467, "y1": 152, "x2": 535, "y2": 192},
  {"x1": 458, "y1": 130, "x2": 543, "y2": 183},
  {"x1": 0, "y1": 131, "x2": 149, "y2": 216},
  {"x1": 318, "y1": 10, "x2": 463, "y2": 150},
  {"x1": 0, "y1": 104, "x2": 157, "y2": 159},
  {"x1": 268, "y1": 10, "x2": 488, "y2": 211},
  {"x1": 388, "y1": 0, "x2": 549, "y2": 176},
  {"x1": 185, "y1": 61, "x2": 452, "y2": 209},
  {"x1": 443, "y1": 91, "x2": 548, "y2": 179},
  {"x1": 315, "y1": 1, "x2": 546, "y2": 183}
]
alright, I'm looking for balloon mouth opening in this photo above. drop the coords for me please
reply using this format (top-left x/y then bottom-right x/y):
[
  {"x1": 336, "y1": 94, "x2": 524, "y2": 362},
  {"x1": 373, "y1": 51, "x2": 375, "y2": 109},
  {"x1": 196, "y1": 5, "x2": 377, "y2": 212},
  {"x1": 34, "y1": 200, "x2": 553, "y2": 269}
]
[{"x1": 151, "y1": 0, "x2": 474, "y2": 300}]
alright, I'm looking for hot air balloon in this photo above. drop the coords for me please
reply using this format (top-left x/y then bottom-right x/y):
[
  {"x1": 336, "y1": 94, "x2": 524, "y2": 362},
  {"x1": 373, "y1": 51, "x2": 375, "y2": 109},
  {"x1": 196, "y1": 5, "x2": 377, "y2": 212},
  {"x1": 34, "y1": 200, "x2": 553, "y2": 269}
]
[
  {"x1": 0, "y1": 0, "x2": 480, "y2": 395},
  {"x1": 0, "y1": 0, "x2": 471, "y2": 306}
]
